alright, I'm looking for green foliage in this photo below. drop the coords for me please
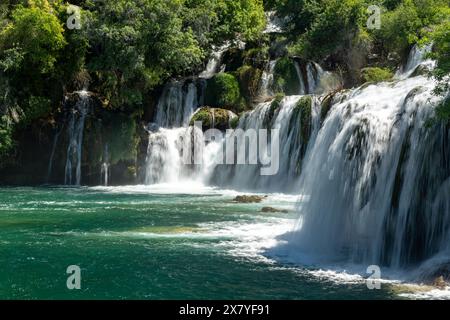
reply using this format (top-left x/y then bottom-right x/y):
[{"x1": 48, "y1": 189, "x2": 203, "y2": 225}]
[
  {"x1": 243, "y1": 46, "x2": 269, "y2": 67},
  {"x1": 372, "y1": 0, "x2": 449, "y2": 60},
  {"x1": 213, "y1": 0, "x2": 266, "y2": 42},
  {"x1": 22, "y1": 96, "x2": 52, "y2": 125},
  {"x1": 0, "y1": 115, "x2": 13, "y2": 159},
  {"x1": 292, "y1": 96, "x2": 312, "y2": 143},
  {"x1": 273, "y1": 57, "x2": 300, "y2": 95},
  {"x1": 283, "y1": 0, "x2": 367, "y2": 61},
  {"x1": 190, "y1": 107, "x2": 212, "y2": 128},
  {"x1": 230, "y1": 115, "x2": 240, "y2": 129},
  {"x1": 361, "y1": 67, "x2": 394, "y2": 83},
  {"x1": 237, "y1": 65, "x2": 263, "y2": 102},
  {"x1": 426, "y1": 18, "x2": 450, "y2": 121},
  {"x1": 103, "y1": 113, "x2": 138, "y2": 165},
  {"x1": 0, "y1": 2, "x2": 66, "y2": 74},
  {"x1": 205, "y1": 73, "x2": 243, "y2": 111}
]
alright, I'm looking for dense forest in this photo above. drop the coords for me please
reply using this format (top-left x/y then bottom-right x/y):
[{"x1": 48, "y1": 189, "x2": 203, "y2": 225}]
[{"x1": 0, "y1": 0, "x2": 448, "y2": 184}]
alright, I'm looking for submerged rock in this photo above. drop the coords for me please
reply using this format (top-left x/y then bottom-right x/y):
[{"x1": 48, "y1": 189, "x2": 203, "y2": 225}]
[
  {"x1": 233, "y1": 195, "x2": 267, "y2": 203},
  {"x1": 261, "y1": 207, "x2": 288, "y2": 213}
]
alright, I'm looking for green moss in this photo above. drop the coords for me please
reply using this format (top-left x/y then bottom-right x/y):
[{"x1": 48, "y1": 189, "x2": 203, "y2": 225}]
[
  {"x1": 292, "y1": 96, "x2": 312, "y2": 144},
  {"x1": 205, "y1": 73, "x2": 243, "y2": 112},
  {"x1": 264, "y1": 93, "x2": 285, "y2": 127},
  {"x1": 243, "y1": 47, "x2": 269, "y2": 68},
  {"x1": 190, "y1": 107, "x2": 235, "y2": 131},
  {"x1": 361, "y1": 67, "x2": 394, "y2": 84},
  {"x1": 237, "y1": 66, "x2": 263, "y2": 102},
  {"x1": 273, "y1": 57, "x2": 300, "y2": 95},
  {"x1": 102, "y1": 113, "x2": 139, "y2": 165},
  {"x1": 0, "y1": 115, "x2": 14, "y2": 160},
  {"x1": 230, "y1": 115, "x2": 240, "y2": 129},
  {"x1": 221, "y1": 48, "x2": 244, "y2": 72},
  {"x1": 321, "y1": 93, "x2": 335, "y2": 122},
  {"x1": 190, "y1": 107, "x2": 212, "y2": 128}
]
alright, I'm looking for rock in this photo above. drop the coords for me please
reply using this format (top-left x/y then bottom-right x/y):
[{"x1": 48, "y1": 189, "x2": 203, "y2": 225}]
[
  {"x1": 233, "y1": 195, "x2": 267, "y2": 203},
  {"x1": 411, "y1": 64, "x2": 432, "y2": 77},
  {"x1": 261, "y1": 207, "x2": 288, "y2": 213},
  {"x1": 433, "y1": 276, "x2": 447, "y2": 289},
  {"x1": 190, "y1": 107, "x2": 237, "y2": 131}
]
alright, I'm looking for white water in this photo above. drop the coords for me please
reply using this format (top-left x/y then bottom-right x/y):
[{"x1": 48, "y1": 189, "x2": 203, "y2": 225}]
[
  {"x1": 211, "y1": 95, "x2": 320, "y2": 192},
  {"x1": 259, "y1": 60, "x2": 277, "y2": 98},
  {"x1": 144, "y1": 45, "x2": 450, "y2": 286},
  {"x1": 64, "y1": 91, "x2": 90, "y2": 186},
  {"x1": 264, "y1": 11, "x2": 285, "y2": 34},
  {"x1": 294, "y1": 62, "x2": 307, "y2": 95},
  {"x1": 395, "y1": 44, "x2": 435, "y2": 80},
  {"x1": 46, "y1": 128, "x2": 62, "y2": 183},
  {"x1": 282, "y1": 74, "x2": 449, "y2": 273},
  {"x1": 101, "y1": 144, "x2": 110, "y2": 186},
  {"x1": 199, "y1": 44, "x2": 230, "y2": 79},
  {"x1": 154, "y1": 81, "x2": 201, "y2": 128}
]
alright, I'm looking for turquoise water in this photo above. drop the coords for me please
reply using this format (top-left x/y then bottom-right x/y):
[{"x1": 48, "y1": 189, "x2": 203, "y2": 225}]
[{"x1": 0, "y1": 186, "x2": 399, "y2": 299}]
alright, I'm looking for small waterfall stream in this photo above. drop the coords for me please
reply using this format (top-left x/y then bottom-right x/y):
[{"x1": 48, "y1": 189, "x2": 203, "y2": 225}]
[
  {"x1": 64, "y1": 91, "x2": 90, "y2": 186},
  {"x1": 101, "y1": 144, "x2": 110, "y2": 186}
]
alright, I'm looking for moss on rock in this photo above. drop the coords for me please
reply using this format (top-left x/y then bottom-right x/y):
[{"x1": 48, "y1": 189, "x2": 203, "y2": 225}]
[
  {"x1": 243, "y1": 47, "x2": 270, "y2": 69},
  {"x1": 320, "y1": 92, "x2": 336, "y2": 123},
  {"x1": 237, "y1": 66, "x2": 263, "y2": 103},
  {"x1": 273, "y1": 57, "x2": 300, "y2": 95},
  {"x1": 264, "y1": 93, "x2": 285, "y2": 127},
  {"x1": 190, "y1": 107, "x2": 237, "y2": 131},
  {"x1": 205, "y1": 73, "x2": 244, "y2": 113},
  {"x1": 361, "y1": 67, "x2": 393, "y2": 83}
]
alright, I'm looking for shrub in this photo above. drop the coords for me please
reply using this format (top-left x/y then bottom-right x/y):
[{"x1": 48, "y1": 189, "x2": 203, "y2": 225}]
[
  {"x1": 361, "y1": 67, "x2": 394, "y2": 83},
  {"x1": 237, "y1": 66, "x2": 263, "y2": 102},
  {"x1": 205, "y1": 73, "x2": 244, "y2": 112},
  {"x1": 273, "y1": 57, "x2": 300, "y2": 95}
]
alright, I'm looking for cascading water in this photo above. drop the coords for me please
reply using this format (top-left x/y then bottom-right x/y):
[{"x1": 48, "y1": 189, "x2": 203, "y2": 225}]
[
  {"x1": 199, "y1": 44, "x2": 230, "y2": 79},
  {"x1": 277, "y1": 54, "x2": 450, "y2": 275},
  {"x1": 64, "y1": 91, "x2": 90, "y2": 186},
  {"x1": 210, "y1": 95, "x2": 321, "y2": 192},
  {"x1": 264, "y1": 11, "x2": 285, "y2": 34},
  {"x1": 145, "y1": 78, "x2": 210, "y2": 184},
  {"x1": 259, "y1": 60, "x2": 277, "y2": 98},
  {"x1": 396, "y1": 44, "x2": 435, "y2": 80},
  {"x1": 154, "y1": 81, "x2": 200, "y2": 128},
  {"x1": 46, "y1": 128, "x2": 62, "y2": 183},
  {"x1": 101, "y1": 144, "x2": 110, "y2": 186},
  {"x1": 294, "y1": 62, "x2": 307, "y2": 95},
  {"x1": 143, "y1": 42, "x2": 450, "y2": 281}
]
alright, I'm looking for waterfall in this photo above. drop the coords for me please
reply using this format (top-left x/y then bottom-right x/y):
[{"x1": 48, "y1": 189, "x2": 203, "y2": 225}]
[
  {"x1": 264, "y1": 11, "x2": 285, "y2": 34},
  {"x1": 395, "y1": 44, "x2": 435, "y2": 80},
  {"x1": 284, "y1": 72, "x2": 449, "y2": 270},
  {"x1": 143, "y1": 43, "x2": 449, "y2": 275},
  {"x1": 154, "y1": 81, "x2": 199, "y2": 128},
  {"x1": 144, "y1": 126, "x2": 214, "y2": 184},
  {"x1": 210, "y1": 95, "x2": 320, "y2": 192},
  {"x1": 101, "y1": 144, "x2": 110, "y2": 186},
  {"x1": 64, "y1": 91, "x2": 90, "y2": 186},
  {"x1": 260, "y1": 60, "x2": 277, "y2": 97},
  {"x1": 199, "y1": 44, "x2": 230, "y2": 79},
  {"x1": 46, "y1": 128, "x2": 62, "y2": 183},
  {"x1": 294, "y1": 62, "x2": 307, "y2": 95}
]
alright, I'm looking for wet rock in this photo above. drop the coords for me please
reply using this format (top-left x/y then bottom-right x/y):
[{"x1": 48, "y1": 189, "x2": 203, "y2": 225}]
[
  {"x1": 261, "y1": 207, "x2": 288, "y2": 213},
  {"x1": 433, "y1": 276, "x2": 447, "y2": 289},
  {"x1": 233, "y1": 195, "x2": 267, "y2": 203}
]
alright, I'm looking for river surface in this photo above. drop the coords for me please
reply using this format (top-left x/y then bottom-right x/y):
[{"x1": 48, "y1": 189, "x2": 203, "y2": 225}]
[{"x1": 0, "y1": 185, "x2": 445, "y2": 299}]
